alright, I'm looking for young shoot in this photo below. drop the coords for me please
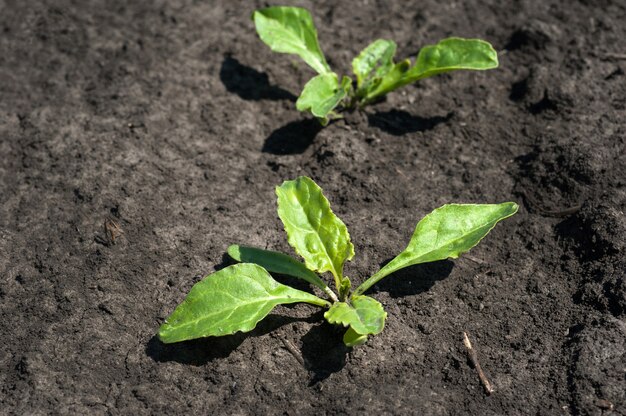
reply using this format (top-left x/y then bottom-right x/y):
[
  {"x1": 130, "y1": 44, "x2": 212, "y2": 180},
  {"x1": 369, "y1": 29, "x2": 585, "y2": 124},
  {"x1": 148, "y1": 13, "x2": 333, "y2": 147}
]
[
  {"x1": 252, "y1": 6, "x2": 499, "y2": 124},
  {"x1": 159, "y1": 177, "x2": 517, "y2": 347}
]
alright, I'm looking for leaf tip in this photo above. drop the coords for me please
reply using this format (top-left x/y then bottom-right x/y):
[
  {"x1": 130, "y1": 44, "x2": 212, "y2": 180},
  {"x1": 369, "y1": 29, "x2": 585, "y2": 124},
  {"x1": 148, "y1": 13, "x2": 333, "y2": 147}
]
[
  {"x1": 227, "y1": 244, "x2": 241, "y2": 261},
  {"x1": 476, "y1": 38, "x2": 499, "y2": 68},
  {"x1": 157, "y1": 324, "x2": 174, "y2": 344},
  {"x1": 502, "y1": 201, "x2": 519, "y2": 216}
]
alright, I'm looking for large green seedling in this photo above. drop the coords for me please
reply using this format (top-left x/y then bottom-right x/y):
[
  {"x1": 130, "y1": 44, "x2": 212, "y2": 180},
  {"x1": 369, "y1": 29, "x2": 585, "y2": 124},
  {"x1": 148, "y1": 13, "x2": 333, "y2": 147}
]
[
  {"x1": 159, "y1": 177, "x2": 517, "y2": 347},
  {"x1": 252, "y1": 6, "x2": 499, "y2": 124}
]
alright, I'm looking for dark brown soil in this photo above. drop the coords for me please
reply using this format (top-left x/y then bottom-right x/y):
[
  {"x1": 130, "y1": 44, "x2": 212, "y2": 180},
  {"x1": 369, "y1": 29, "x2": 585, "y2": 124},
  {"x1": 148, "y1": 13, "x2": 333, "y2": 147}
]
[{"x1": 1, "y1": 0, "x2": 625, "y2": 414}]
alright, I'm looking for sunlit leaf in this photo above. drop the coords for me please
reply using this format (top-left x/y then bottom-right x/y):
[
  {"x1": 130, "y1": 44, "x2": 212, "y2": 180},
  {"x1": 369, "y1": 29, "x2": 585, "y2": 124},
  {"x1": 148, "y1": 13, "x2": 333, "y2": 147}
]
[
  {"x1": 158, "y1": 263, "x2": 329, "y2": 343},
  {"x1": 296, "y1": 73, "x2": 351, "y2": 124},
  {"x1": 361, "y1": 37, "x2": 498, "y2": 104},
  {"x1": 253, "y1": 6, "x2": 331, "y2": 75},
  {"x1": 276, "y1": 176, "x2": 354, "y2": 289},
  {"x1": 406, "y1": 37, "x2": 498, "y2": 81},
  {"x1": 324, "y1": 295, "x2": 386, "y2": 343},
  {"x1": 352, "y1": 39, "x2": 396, "y2": 90},
  {"x1": 227, "y1": 244, "x2": 328, "y2": 290},
  {"x1": 355, "y1": 203, "x2": 518, "y2": 295}
]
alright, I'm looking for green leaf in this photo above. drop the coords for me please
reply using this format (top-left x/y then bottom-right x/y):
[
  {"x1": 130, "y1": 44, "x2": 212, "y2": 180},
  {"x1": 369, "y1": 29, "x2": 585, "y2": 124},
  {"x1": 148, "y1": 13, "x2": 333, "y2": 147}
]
[
  {"x1": 158, "y1": 263, "x2": 329, "y2": 343},
  {"x1": 296, "y1": 73, "x2": 351, "y2": 125},
  {"x1": 252, "y1": 6, "x2": 331, "y2": 75},
  {"x1": 343, "y1": 327, "x2": 368, "y2": 347},
  {"x1": 355, "y1": 203, "x2": 518, "y2": 295},
  {"x1": 361, "y1": 37, "x2": 498, "y2": 104},
  {"x1": 406, "y1": 37, "x2": 498, "y2": 81},
  {"x1": 352, "y1": 39, "x2": 397, "y2": 90},
  {"x1": 324, "y1": 295, "x2": 386, "y2": 338},
  {"x1": 227, "y1": 245, "x2": 327, "y2": 291},
  {"x1": 276, "y1": 176, "x2": 354, "y2": 291}
]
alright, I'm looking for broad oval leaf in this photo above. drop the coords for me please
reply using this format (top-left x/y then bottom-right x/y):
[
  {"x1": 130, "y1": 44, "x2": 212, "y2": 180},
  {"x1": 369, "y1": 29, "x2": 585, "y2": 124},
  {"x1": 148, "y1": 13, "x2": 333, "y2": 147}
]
[
  {"x1": 276, "y1": 176, "x2": 354, "y2": 289},
  {"x1": 355, "y1": 203, "x2": 518, "y2": 295},
  {"x1": 352, "y1": 39, "x2": 397, "y2": 89},
  {"x1": 324, "y1": 295, "x2": 386, "y2": 337},
  {"x1": 296, "y1": 73, "x2": 351, "y2": 125},
  {"x1": 227, "y1": 244, "x2": 327, "y2": 291},
  {"x1": 253, "y1": 6, "x2": 331, "y2": 75},
  {"x1": 158, "y1": 263, "x2": 329, "y2": 343},
  {"x1": 406, "y1": 37, "x2": 498, "y2": 81}
]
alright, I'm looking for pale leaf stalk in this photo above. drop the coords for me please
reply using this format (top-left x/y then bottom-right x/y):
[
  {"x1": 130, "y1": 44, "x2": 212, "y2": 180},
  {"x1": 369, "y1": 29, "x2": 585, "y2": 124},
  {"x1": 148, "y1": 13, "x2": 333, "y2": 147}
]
[{"x1": 324, "y1": 286, "x2": 339, "y2": 302}]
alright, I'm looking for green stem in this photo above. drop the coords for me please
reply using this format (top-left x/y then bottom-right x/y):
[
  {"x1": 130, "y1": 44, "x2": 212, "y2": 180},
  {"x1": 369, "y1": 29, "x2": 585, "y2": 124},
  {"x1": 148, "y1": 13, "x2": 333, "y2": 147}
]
[
  {"x1": 304, "y1": 296, "x2": 332, "y2": 308},
  {"x1": 338, "y1": 276, "x2": 352, "y2": 302},
  {"x1": 353, "y1": 270, "x2": 384, "y2": 296}
]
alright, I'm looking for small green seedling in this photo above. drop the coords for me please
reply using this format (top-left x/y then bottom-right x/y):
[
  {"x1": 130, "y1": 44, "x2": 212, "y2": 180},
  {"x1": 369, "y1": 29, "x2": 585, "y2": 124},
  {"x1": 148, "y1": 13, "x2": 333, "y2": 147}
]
[
  {"x1": 159, "y1": 177, "x2": 517, "y2": 347},
  {"x1": 252, "y1": 6, "x2": 499, "y2": 124}
]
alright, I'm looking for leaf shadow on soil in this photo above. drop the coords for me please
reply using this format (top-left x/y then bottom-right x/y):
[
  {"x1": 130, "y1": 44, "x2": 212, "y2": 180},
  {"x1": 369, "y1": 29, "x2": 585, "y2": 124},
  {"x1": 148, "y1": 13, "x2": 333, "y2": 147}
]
[
  {"x1": 219, "y1": 55, "x2": 297, "y2": 102},
  {"x1": 148, "y1": 254, "x2": 349, "y2": 376},
  {"x1": 262, "y1": 119, "x2": 323, "y2": 155},
  {"x1": 367, "y1": 110, "x2": 453, "y2": 136},
  {"x1": 146, "y1": 314, "x2": 319, "y2": 366},
  {"x1": 366, "y1": 259, "x2": 455, "y2": 297},
  {"x1": 218, "y1": 55, "x2": 322, "y2": 154},
  {"x1": 146, "y1": 257, "x2": 450, "y2": 378},
  {"x1": 300, "y1": 322, "x2": 350, "y2": 384},
  {"x1": 146, "y1": 312, "x2": 350, "y2": 382}
]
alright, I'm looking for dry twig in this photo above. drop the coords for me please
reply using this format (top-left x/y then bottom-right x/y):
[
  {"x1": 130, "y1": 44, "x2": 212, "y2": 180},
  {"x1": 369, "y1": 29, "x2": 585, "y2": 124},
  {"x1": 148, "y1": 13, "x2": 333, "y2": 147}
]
[
  {"x1": 463, "y1": 332, "x2": 494, "y2": 395},
  {"x1": 281, "y1": 338, "x2": 305, "y2": 367},
  {"x1": 602, "y1": 52, "x2": 626, "y2": 60},
  {"x1": 537, "y1": 205, "x2": 582, "y2": 218},
  {"x1": 104, "y1": 216, "x2": 124, "y2": 245}
]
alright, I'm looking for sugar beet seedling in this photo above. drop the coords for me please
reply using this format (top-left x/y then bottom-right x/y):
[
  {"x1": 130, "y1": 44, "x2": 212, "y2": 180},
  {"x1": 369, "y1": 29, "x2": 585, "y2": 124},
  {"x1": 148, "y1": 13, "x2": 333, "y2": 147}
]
[
  {"x1": 159, "y1": 177, "x2": 517, "y2": 347},
  {"x1": 252, "y1": 6, "x2": 499, "y2": 124}
]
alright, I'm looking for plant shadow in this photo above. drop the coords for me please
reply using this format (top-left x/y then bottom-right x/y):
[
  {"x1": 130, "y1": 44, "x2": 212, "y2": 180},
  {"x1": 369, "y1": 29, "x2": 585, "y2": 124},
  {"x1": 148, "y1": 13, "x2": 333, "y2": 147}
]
[
  {"x1": 213, "y1": 251, "x2": 236, "y2": 272},
  {"x1": 262, "y1": 118, "x2": 323, "y2": 155},
  {"x1": 146, "y1": 314, "x2": 313, "y2": 366},
  {"x1": 367, "y1": 110, "x2": 453, "y2": 136},
  {"x1": 368, "y1": 259, "x2": 454, "y2": 298},
  {"x1": 219, "y1": 55, "x2": 297, "y2": 102},
  {"x1": 148, "y1": 256, "x2": 450, "y2": 376},
  {"x1": 301, "y1": 322, "x2": 349, "y2": 384}
]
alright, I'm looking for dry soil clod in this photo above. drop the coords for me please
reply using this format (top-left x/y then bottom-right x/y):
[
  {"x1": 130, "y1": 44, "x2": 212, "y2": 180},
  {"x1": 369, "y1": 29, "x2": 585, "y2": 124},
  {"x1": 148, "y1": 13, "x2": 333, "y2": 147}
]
[{"x1": 463, "y1": 332, "x2": 495, "y2": 395}]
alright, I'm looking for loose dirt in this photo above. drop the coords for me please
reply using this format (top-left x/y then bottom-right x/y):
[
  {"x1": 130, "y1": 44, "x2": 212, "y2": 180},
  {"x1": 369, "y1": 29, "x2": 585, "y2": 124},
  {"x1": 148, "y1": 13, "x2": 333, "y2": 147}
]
[{"x1": 1, "y1": 0, "x2": 624, "y2": 414}]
